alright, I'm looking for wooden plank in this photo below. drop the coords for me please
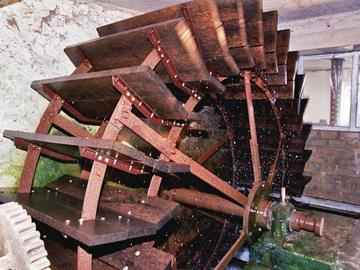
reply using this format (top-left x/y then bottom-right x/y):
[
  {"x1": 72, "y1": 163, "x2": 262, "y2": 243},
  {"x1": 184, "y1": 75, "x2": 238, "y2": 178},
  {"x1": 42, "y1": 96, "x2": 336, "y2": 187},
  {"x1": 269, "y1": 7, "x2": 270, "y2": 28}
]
[
  {"x1": 0, "y1": 188, "x2": 156, "y2": 246},
  {"x1": 68, "y1": 18, "x2": 224, "y2": 93},
  {"x1": 264, "y1": 64, "x2": 287, "y2": 86},
  {"x1": 276, "y1": 29, "x2": 291, "y2": 65},
  {"x1": 264, "y1": 52, "x2": 278, "y2": 74},
  {"x1": 216, "y1": 0, "x2": 247, "y2": 47},
  {"x1": 97, "y1": 2, "x2": 189, "y2": 36},
  {"x1": 187, "y1": 0, "x2": 240, "y2": 75},
  {"x1": 216, "y1": 0, "x2": 255, "y2": 69},
  {"x1": 32, "y1": 66, "x2": 197, "y2": 121},
  {"x1": 250, "y1": 46, "x2": 266, "y2": 70},
  {"x1": 98, "y1": 243, "x2": 174, "y2": 270},
  {"x1": 243, "y1": 0, "x2": 265, "y2": 69},
  {"x1": 46, "y1": 175, "x2": 181, "y2": 229},
  {"x1": 3, "y1": 130, "x2": 191, "y2": 174},
  {"x1": 229, "y1": 46, "x2": 255, "y2": 69},
  {"x1": 287, "y1": 51, "x2": 299, "y2": 82},
  {"x1": 263, "y1": 11, "x2": 278, "y2": 74},
  {"x1": 214, "y1": 232, "x2": 247, "y2": 270}
]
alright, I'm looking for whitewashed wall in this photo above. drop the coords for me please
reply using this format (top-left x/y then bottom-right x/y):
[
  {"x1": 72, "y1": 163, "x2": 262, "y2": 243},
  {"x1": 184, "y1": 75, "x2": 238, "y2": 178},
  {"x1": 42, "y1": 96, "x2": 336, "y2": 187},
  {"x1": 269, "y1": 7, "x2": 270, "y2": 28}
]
[{"x1": 0, "y1": 0, "x2": 135, "y2": 187}]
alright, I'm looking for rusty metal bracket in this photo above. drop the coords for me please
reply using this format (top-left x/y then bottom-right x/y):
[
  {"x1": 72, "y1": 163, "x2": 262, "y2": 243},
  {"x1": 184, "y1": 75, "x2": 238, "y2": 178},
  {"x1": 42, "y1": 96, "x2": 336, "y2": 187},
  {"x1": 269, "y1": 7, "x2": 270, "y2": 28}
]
[
  {"x1": 148, "y1": 28, "x2": 203, "y2": 100},
  {"x1": 250, "y1": 74, "x2": 288, "y2": 187},
  {"x1": 112, "y1": 75, "x2": 185, "y2": 127},
  {"x1": 243, "y1": 71, "x2": 262, "y2": 183},
  {"x1": 80, "y1": 147, "x2": 146, "y2": 175}
]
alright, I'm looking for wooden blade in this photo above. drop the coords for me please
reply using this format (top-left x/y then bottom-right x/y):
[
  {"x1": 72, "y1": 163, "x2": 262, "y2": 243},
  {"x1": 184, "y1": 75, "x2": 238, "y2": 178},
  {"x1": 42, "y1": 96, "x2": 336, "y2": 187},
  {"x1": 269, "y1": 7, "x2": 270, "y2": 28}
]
[{"x1": 214, "y1": 231, "x2": 247, "y2": 270}]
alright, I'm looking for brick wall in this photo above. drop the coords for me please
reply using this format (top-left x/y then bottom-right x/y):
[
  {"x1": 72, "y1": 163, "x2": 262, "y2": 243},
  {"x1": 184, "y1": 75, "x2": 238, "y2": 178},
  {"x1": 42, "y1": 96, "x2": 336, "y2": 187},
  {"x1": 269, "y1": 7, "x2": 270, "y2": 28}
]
[{"x1": 304, "y1": 130, "x2": 360, "y2": 205}]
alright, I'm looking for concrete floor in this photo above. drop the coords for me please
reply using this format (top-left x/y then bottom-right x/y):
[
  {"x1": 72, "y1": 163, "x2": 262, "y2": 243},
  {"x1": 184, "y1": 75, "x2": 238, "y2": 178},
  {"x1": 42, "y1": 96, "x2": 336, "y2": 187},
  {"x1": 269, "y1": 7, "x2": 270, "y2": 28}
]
[{"x1": 38, "y1": 209, "x2": 359, "y2": 270}]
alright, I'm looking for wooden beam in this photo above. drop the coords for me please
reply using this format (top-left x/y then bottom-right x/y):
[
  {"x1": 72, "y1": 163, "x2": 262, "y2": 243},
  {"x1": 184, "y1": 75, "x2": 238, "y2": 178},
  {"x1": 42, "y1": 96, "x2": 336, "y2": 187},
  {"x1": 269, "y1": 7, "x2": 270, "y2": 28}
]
[{"x1": 119, "y1": 110, "x2": 248, "y2": 206}]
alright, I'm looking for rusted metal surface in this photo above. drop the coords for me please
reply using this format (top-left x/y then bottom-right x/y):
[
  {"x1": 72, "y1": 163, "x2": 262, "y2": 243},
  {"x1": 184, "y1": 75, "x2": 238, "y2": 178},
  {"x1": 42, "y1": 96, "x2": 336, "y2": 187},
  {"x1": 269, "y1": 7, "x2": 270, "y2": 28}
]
[
  {"x1": 256, "y1": 200, "x2": 274, "y2": 230},
  {"x1": 291, "y1": 211, "x2": 325, "y2": 237},
  {"x1": 161, "y1": 188, "x2": 244, "y2": 217},
  {"x1": 244, "y1": 71, "x2": 262, "y2": 183},
  {"x1": 243, "y1": 181, "x2": 271, "y2": 238}
]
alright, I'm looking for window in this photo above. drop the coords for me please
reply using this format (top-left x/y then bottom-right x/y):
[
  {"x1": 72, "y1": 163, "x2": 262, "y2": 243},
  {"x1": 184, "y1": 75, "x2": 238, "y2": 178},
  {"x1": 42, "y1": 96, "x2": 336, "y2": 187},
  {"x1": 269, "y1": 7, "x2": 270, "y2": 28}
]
[{"x1": 300, "y1": 52, "x2": 360, "y2": 131}]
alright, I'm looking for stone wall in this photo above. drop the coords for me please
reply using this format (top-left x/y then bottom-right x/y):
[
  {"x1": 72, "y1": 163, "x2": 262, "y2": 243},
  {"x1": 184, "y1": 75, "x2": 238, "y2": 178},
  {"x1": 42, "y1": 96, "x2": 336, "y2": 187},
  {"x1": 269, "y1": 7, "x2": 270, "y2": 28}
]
[
  {"x1": 0, "y1": 0, "x2": 135, "y2": 187},
  {"x1": 304, "y1": 130, "x2": 360, "y2": 205}
]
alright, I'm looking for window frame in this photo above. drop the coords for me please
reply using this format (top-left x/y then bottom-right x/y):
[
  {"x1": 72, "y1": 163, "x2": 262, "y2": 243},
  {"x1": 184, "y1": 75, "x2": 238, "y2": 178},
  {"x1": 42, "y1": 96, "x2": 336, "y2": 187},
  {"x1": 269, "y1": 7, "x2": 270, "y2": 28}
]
[{"x1": 298, "y1": 51, "x2": 360, "y2": 132}]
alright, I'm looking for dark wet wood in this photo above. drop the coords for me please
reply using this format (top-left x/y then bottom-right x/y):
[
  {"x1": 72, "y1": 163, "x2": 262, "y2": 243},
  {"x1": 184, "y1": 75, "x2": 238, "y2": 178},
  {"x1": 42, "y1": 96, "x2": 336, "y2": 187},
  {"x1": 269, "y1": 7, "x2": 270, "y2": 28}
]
[
  {"x1": 97, "y1": 2, "x2": 189, "y2": 36},
  {"x1": 98, "y1": 243, "x2": 174, "y2": 270},
  {"x1": 276, "y1": 29, "x2": 291, "y2": 65},
  {"x1": 0, "y1": 175, "x2": 180, "y2": 247},
  {"x1": 32, "y1": 66, "x2": 197, "y2": 121},
  {"x1": 243, "y1": 0, "x2": 265, "y2": 69},
  {"x1": 3, "y1": 130, "x2": 190, "y2": 174},
  {"x1": 216, "y1": 0, "x2": 254, "y2": 69},
  {"x1": 264, "y1": 64, "x2": 287, "y2": 86},
  {"x1": 287, "y1": 51, "x2": 299, "y2": 82},
  {"x1": 187, "y1": 0, "x2": 240, "y2": 75},
  {"x1": 0, "y1": 188, "x2": 157, "y2": 246},
  {"x1": 67, "y1": 18, "x2": 224, "y2": 93},
  {"x1": 263, "y1": 11, "x2": 278, "y2": 74},
  {"x1": 294, "y1": 74, "x2": 306, "y2": 100},
  {"x1": 46, "y1": 175, "x2": 181, "y2": 228}
]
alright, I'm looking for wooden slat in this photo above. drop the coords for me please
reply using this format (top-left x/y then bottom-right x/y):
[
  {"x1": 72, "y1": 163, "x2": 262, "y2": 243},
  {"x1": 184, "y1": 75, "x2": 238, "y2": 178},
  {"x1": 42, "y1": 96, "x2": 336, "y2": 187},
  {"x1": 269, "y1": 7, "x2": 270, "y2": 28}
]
[
  {"x1": 99, "y1": 243, "x2": 174, "y2": 270},
  {"x1": 0, "y1": 188, "x2": 156, "y2": 246},
  {"x1": 264, "y1": 64, "x2": 287, "y2": 86},
  {"x1": 287, "y1": 51, "x2": 299, "y2": 82},
  {"x1": 188, "y1": 0, "x2": 240, "y2": 76},
  {"x1": 263, "y1": 11, "x2": 278, "y2": 74},
  {"x1": 243, "y1": 0, "x2": 265, "y2": 69},
  {"x1": 3, "y1": 130, "x2": 191, "y2": 174},
  {"x1": 67, "y1": 18, "x2": 224, "y2": 93},
  {"x1": 216, "y1": 0, "x2": 254, "y2": 69},
  {"x1": 276, "y1": 30, "x2": 291, "y2": 65},
  {"x1": 46, "y1": 175, "x2": 180, "y2": 229},
  {"x1": 32, "y1": 66, "x2": 197, "y2": 121},
  {"x1": 97, "y1": 2, "x2": 189, "y2": 36}
]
